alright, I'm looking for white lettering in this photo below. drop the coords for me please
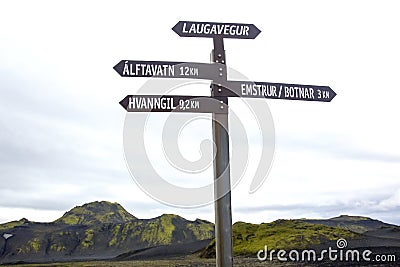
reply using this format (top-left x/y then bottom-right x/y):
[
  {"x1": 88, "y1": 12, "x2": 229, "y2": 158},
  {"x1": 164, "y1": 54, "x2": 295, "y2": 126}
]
[
  {"x1": 189, "y1": 23, "x2": 196, "y2": 33},
  {"x1": 241, "y1": 84, "x2": 246, "y2": 96},
  {"x1": 284, "y1": 86, "x2": 315, "y2": 99},
  {"x1": 277, "y1": 250, "x2": 287, "y2": 261},
  {"x1": 128, "y1": 97, "x2": 176, "y2": 110},
  {"x1": 123, "y1": 61, "x2": 129, "y2": 75},
  {"x1": 182, "y1": 23, "x2": 188, "y2": 33},
  {"x1": 243, "y1": 26, "x2": 249, "y2": 36},
  {"x1": 301, "y1": 250, "x2": 316, "y2": 261},
  {"x1": 182, "y1": 23, "x2": 250, "y2": 36},
  {"x1": 236, "y1": 26, "x2": 243, "y2": 36},
  {"x1": 257, "y1": 246, "x2": 267, "y2": 261},
  {"x1": 362, "y1": 250, "x2": 372, "y2": 261},
  {"x1": 240, "y1": 83, "x2": 278, "y2": 97},
  {"x1": 288, "y1": 250, "x2": 299, "y2": 261},
  {"x1": 229, "y1": 25, "x2": 236, "y2": 35},
  {"x1": 210, "y1": 25, "x2": 217, "y2": 35},
  {"x1": 309, "y1": 88, "x2": 315, "y2": 98},
  {"x1": 318, "y1": 249, "x2": 327, "y2": 261},
  {"x1": 133, "y1": 64, "x2": 175, "y2": 77},
  {"x1": 204, "y1": 24, "x2": 210, "y2": 34},
  {"x1": 217, "y1": 24, "x2": 224, "y2": 34},
  {"x1": 128, "y1": 97, "x2": 135, "y2": 109},
  {"x1": 223, "y1": 25, "x2": 229, "y2": 35}
]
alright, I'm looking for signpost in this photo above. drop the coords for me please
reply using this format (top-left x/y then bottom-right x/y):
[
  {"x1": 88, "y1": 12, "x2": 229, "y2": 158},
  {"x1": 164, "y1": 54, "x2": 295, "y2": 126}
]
[
  {"x1": 210, "y1": 37, "x2": 233, "y2": 267},
  {"x1": 115, "y1": 20, "x2": 336, "y2": 267}
]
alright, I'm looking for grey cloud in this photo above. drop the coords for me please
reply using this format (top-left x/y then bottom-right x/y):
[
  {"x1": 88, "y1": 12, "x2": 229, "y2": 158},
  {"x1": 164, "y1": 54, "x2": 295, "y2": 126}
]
[
  {"x1": 234, "y1": 190, "x2": 400, "y2": 224},
  {"x1": 279, "y1": 133, "x2": 400, "y2": 163},
  {"x1": 0, "y1": 93, "x2": 128, "y2": 214}
]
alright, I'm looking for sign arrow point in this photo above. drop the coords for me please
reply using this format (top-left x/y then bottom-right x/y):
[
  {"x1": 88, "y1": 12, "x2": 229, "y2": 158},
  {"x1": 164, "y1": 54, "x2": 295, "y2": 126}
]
[
  {"x1": 251, "y1": 24, "x2": 262, "y2": 38},
  {"x1": 119, "y1": 96, "x2": 128, "y2": 110},
  {"x1": 329, "y1": 87, "x2": 337, "y2": 102},
  {"x1": 113, "y1": 60, "x2": 124, "y2": 77},
  {"x1": 172, "y1": 21, "x2": 182, "y2": 36}
]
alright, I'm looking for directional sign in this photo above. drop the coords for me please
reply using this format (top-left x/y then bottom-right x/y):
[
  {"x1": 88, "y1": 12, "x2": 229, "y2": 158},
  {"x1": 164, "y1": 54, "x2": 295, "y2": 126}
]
[
  {"x1": 172, "y1": 21, "x2": 261, "y2": 39},
  {"x1": 215, "y1": 81, "x2": 336, "y2": 102},
  {"x1": 119, "y1": 95, "x2": 228, "y2": 113},
  {"x1": 114, "y1": 60, "x2": 222, "y2": 80},
  {"x1": 116, "y1": 20, "x2": 336, "y2": 267}
]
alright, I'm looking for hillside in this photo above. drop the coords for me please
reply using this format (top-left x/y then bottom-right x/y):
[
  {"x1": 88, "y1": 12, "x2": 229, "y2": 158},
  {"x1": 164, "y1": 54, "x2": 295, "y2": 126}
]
[
  {"x1": 301, "y1": 215, "x2": 397, "y2": 233},
  {"x1": 1, "y1": 202, "x2": 399, "y2": 265},
  {"x1": 0, "y1": 201, "x2": 214, "y2": 264},
  {"x1": 200, "y1": 216, "x2": 400, "y2": 259},
  {"x1": 200, "y1": 219, "x2": 360, "y2": 258},
  {"x1": 54, "y1": 201, "x2": 137, "y2": 225}
]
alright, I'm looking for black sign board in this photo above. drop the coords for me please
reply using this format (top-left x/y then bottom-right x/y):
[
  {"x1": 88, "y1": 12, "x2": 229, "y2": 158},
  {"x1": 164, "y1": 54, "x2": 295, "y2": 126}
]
[
  {"x1": 172, "y1": 21, "x2": 261, "y2": 39},
  {"x1": 114, "y1": 60, "x2": 221, "y2": 80},
  {"x1": 119, "y1": 95, "x2": 228, "y2": 113},
  {"x1": 215, "y1": 81, "x2": 336, "y2": 102}
]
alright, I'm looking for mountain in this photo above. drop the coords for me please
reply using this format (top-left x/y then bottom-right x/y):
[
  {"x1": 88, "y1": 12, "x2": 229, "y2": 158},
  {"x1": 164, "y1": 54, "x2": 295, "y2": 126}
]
[
  {"x1": 54, "y1": 201, "x2": 137, "y2": 225},
  {"x1": 1, "y1": 203, "x2": 399, "y2": 265},
  {"x1": 0, "y1": 218, "x2": 29, "y2": 231},
  {"x1": 200, "y1": 216, "x2": 400, "y2": 258},
  {"x1": 301, "y1": 215, "x2": 397, "y2": 233},
  {"x1": 200, "y1": 219, "x2": 360, "y2": 258},
  {"x1": 0, "y1": 201, "x2": 214, "y2": 264}
]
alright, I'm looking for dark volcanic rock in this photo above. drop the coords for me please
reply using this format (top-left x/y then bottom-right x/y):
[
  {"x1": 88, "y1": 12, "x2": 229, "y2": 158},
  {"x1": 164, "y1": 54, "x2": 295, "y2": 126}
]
[
  {"x1": 0, "y1": 201, "x2": 214, "y2": 265},
  {"x1": 114, "y1": 239, "x2": 212, "y2": 260}
]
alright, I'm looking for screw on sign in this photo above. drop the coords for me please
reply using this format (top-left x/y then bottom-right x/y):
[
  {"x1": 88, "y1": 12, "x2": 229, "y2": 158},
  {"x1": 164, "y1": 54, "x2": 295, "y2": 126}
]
[{"x1": 115, "y1": 20, "x2": 336, "y2": 267}]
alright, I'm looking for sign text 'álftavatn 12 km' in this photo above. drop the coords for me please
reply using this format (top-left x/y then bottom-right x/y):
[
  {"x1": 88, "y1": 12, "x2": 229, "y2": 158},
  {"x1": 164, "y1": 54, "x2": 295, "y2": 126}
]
[{"x1": 114, "y1": 60, "x2": 223, "y2": 80}]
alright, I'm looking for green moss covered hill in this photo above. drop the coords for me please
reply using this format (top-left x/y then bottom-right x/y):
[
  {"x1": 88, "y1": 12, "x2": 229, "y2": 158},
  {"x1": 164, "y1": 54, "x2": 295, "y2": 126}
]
[
  {"x1": 1, "y1": 201, "x2": 398, "y2": 264},
  {"x1": 54, "y1": 201, "x2": 136, "y2": 225},
  {"x1": 200, "y1": 219, "x2": 361, "y2": 258},
  {"x1": 200, "y1": 216, "x2": 400, "y2": 258},
  {"x1": 0, "y1": 201, "x2": 214, "y2": 264}
]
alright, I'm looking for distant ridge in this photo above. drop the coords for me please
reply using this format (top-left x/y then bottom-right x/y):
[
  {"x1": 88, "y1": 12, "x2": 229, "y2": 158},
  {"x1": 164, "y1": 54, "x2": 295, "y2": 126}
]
[{"x1": 301, "y1": 214, "x2": 397, "y2": 233}]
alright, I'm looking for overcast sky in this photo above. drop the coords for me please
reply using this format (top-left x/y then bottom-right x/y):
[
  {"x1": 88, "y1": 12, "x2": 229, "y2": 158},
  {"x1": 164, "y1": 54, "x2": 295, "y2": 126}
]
[{"x1": 1, "y1": 0, "x2": 399, "y2": 225}]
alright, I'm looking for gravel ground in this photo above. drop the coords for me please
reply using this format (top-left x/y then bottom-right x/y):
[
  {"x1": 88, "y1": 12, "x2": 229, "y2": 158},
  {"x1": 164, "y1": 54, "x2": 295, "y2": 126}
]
[{"x1": 1, "y1": 256, "x2": 397, "y2": 267}]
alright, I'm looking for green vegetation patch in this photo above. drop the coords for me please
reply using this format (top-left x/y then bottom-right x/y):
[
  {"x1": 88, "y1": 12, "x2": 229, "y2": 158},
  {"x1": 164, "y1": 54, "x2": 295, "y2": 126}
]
[
  {"x1": 187, "y1": 221, "x2": 214, "y2": 240},
  {"x1": 17, "y1": 238, "x2": 43, "y2": 254},
  {"x1": 232, "y1": 220, "x2": 359, "y2": 255},
  {"x1": 0, "y1": 218, "x2": 28, "y2": 230},
  {"x1": 54, "y1": 201, "x2": 136, "y2": 225},
  {"x1": 201, "y1": 219, "x2": 360, "y2": 257},
  {"x1": 81, "y1": 229, "x2": 95, "y2": 248}
]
